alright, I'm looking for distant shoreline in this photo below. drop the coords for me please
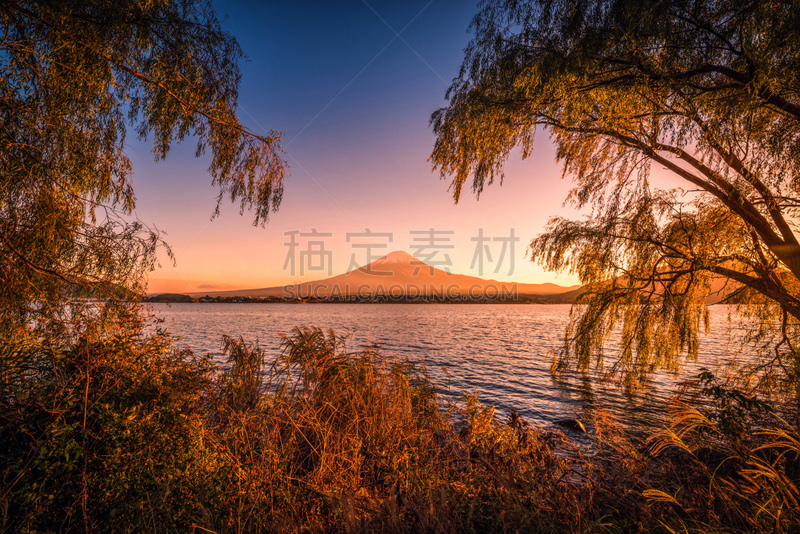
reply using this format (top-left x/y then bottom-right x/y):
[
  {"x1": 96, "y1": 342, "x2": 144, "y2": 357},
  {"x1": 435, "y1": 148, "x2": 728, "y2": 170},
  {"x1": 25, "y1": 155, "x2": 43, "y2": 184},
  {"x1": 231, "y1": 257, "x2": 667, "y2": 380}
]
[{"x1": 144, "y1": 293, "x2": 575, "y2": 305}]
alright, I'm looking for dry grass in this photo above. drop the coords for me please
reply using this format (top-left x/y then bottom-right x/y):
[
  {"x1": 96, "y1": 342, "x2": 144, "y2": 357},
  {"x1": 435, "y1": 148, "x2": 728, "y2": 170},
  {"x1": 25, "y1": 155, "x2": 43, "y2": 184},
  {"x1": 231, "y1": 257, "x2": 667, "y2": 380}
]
[
  {"x1": 202, "y1": 327, "x2": 592, "y2": 533},
  {"x1": 1, "y1": 324, "x2": 798, "y2": 533}
]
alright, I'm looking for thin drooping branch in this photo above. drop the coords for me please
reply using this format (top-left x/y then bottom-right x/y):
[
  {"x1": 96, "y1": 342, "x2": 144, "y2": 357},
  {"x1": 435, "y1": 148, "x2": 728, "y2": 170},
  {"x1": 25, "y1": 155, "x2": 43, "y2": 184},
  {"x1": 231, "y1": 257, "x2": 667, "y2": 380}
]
[{"x1": 540, "y1": 118, "x2": 796, "y2": 271}]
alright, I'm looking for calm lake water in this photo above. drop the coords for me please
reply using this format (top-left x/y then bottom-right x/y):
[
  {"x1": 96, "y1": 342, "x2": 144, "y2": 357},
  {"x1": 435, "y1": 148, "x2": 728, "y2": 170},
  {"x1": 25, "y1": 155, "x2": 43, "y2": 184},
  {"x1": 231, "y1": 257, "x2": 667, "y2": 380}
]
[{"x1": 151, "y1": 303, "x2": 750, "y2": 431}]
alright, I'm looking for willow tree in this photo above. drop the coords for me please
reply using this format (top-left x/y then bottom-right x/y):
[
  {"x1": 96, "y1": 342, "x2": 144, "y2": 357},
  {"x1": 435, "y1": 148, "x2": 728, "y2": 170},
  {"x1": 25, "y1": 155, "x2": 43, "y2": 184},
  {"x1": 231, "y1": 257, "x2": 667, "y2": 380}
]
[
  {"x1": 431, "y1": 0, "x2": 800, "y2": 385},
  {"x1": 0, "y1": 0, "x2": 285, "y2": 335}
]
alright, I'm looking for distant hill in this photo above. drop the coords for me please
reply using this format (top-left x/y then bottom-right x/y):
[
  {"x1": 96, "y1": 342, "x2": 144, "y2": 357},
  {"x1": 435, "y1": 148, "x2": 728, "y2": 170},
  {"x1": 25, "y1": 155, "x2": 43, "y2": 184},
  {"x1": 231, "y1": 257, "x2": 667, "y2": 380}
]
[
  {"x1": 185, "y1": 250, "x2": 581, "y2": 302},
  {"x1": 150, "y1": 293, "x2": 194, "y2": 303}
]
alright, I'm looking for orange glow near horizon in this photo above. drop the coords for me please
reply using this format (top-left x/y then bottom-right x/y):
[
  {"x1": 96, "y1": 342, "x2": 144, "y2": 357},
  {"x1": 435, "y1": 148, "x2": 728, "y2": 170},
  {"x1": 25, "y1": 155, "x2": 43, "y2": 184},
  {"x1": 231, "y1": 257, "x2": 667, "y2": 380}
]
[
  {"x1": 140, "y1": 131, "x2": 699, "y2": 295},
  {"x1": 132, "y1": 2, "x2": 695, "y2": 296},
  {"x1": 140, "y1": 136, "x2": 585, "y2": 295}
]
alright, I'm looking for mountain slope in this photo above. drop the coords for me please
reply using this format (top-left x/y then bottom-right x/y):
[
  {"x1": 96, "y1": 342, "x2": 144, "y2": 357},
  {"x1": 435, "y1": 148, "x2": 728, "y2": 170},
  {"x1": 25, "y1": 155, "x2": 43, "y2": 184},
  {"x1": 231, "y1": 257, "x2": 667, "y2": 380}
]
[{"x1": 189, "y1": 250, "x2": 580, "y2": 299}]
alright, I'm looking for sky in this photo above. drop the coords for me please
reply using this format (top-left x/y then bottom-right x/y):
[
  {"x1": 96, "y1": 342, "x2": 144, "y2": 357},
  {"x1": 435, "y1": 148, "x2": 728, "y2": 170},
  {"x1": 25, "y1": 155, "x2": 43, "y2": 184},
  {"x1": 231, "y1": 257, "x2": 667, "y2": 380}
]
[{"x1": 131, "y1": 0, "x2": 585, "y2": 294}]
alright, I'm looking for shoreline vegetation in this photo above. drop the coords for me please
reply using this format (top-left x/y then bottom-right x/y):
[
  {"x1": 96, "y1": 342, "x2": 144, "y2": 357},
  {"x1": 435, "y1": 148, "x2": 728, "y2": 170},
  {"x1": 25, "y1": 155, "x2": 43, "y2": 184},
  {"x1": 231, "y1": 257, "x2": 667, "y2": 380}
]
[{"x1": 2, "y1": 319, "x2": 797, "y2": 533}]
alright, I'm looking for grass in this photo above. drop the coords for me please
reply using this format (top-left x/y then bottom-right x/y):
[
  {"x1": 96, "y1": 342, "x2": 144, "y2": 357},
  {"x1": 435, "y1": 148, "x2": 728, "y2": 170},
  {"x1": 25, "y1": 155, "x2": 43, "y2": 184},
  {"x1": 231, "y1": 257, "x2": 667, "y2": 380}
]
[{"x1": 1, "y1": 321, "x2": 798, "y2": 533}]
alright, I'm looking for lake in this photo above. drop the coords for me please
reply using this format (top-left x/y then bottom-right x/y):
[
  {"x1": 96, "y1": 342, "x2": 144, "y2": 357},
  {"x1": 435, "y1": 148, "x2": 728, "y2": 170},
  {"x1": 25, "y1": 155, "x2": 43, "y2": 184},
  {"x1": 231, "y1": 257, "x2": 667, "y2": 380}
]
[{"x1": 150, "y1": 303, "x2": 750, "y2": 431}]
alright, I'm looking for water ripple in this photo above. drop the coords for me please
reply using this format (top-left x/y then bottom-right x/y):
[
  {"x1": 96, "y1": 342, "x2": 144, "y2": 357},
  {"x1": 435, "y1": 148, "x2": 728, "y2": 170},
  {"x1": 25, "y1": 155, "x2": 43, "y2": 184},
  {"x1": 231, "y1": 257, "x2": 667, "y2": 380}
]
[{"x1": 150, "y1": 303, "x2": 753, "y2": 430}]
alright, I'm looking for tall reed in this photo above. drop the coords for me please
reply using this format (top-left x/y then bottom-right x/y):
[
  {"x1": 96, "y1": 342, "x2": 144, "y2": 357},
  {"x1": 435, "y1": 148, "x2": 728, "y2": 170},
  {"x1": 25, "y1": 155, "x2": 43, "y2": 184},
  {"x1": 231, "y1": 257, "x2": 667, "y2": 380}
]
[{"x1": 2, "y1": 324, "x2": 798, "y2": 533}]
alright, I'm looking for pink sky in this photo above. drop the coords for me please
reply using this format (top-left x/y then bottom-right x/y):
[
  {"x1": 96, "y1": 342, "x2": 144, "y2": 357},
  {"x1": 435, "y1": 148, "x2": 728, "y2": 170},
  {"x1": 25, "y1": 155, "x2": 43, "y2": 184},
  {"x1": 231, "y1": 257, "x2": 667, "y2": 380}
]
[{"x1": 128, "y1": 2, "x2": 686, "y2": 295}]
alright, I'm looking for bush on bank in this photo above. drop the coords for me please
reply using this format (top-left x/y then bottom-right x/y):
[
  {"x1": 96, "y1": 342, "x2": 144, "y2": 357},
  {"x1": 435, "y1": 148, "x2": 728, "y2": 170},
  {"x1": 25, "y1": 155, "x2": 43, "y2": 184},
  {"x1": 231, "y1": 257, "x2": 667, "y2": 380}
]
[{"x1": 1, "y1": 318, "x2": 798, "y2": 533}]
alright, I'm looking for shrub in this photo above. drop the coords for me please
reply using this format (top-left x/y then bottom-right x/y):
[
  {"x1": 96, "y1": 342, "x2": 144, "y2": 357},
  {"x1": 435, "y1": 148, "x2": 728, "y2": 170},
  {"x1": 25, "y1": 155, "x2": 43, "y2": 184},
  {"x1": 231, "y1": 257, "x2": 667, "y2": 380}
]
[{"x1": 2, "y1": 322, "x2": 799, "y2": 533}]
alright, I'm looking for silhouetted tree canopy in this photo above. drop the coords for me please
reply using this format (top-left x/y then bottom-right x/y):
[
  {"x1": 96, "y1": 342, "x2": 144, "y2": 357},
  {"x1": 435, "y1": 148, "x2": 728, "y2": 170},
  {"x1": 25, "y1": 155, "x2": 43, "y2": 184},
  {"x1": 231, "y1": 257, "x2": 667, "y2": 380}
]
[
  {"x1": 0, "y1": 0, "x2": 285, "y2": 333},
  {"x1": 432, "y1": 0, "x2": 800, "y2": 385}
]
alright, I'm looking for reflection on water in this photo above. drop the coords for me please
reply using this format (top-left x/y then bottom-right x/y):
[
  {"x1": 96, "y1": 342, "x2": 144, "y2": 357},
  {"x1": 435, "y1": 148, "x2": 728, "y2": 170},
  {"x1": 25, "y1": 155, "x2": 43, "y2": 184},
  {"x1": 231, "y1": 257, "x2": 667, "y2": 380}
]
[{"x1": 150, "y1": 303, "x2": 751, "y2": 431}]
